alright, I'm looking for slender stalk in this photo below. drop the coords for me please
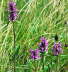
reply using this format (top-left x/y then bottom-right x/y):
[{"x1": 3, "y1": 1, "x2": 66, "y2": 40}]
[
  {"x1": 56, "y1": 55, "x2": 60, "y2": 72},
  {"x1": 48, "y1": 64, "x2": 50, "y2": 72},
  {"x1": 57, "y1": 55, "x2": 60, "y2": 72},
  {"x1": 12, "y1": 22, "x2": 16, "y2": 49},
  {"x1": 12, "y1": 22, "x2": 16, "y2": 72},
  {"x1": 41, "y1": 52, "x2": 45, "y2": 72},
  {"x1": 50, "y1": 57, "x2": 52, "y2": 72},
  {"x1": 34, "y1": 60, "x2": 37, "y2": 72}
]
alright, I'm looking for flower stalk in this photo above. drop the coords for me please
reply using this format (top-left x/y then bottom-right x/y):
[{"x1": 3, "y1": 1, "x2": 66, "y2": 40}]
[
  {"x1": 39, "y1": 37, "x2": 48, "y2": 72},
  {"x1": 41, "y1": 52, "x2": 45, "y2": 72},
  {"x1": 8, "y1": 1, "x2": 17, "y2": 72},
  {"x1": 12, "y1": 22, "x2": 16, "y2": 72}
]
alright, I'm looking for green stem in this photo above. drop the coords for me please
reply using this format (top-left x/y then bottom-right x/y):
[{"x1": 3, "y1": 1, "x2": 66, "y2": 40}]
[
  {"x1": 56, "y1": 55, "x2": 59, "y2": 72},
  {"x1": 57, "y1": 56, "x2": 60, "y2": 72},
  {"x1": 12, "y1": 22, "x2": 15, "y2": 49},
  {"x1": 50, "y1": 58, "x2": 52, "y2": 72},
  {"x1": 12, "y1": 22, "x2": 16, "y2": 72},
  {"x1": 41, "y1": 52, "x2": 45, "y2": 72},
  {"x1": 34, "y1": 60, "x2": 37, "y2": 72}
]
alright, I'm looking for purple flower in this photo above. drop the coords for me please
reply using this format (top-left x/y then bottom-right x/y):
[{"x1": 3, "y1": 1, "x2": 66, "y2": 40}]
[
  {"x1": 8, "y1": 1, "x2": 16, "y2": 12},
  {"x1": 8, "y1": 1, "x2": 17, "y2": 21},
  {"x1": 30, "y1": 49, "x2": 40, "y2": 60},
  {"x1": 9, "y1": 12, "x2": 17, "y2": 21},
  {"x1": 52, "y1": 42, "x2": 63, "y2": 56},
  {"x1": 39, "y1": 37, "x2": 48, "y2": 53}
]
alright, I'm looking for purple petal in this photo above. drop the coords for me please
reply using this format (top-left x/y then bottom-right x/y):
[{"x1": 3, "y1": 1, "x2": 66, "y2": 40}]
[{"x1": 52, "y1": 42, "x2": 63, "y2": 56}]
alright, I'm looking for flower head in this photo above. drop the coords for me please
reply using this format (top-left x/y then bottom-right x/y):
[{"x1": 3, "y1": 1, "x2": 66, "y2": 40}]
[
  {"x1": 8, "y1": 1, "x2": 17, "y2": 21},
  {"x1": 9, "y1": 12, "x2": 17, "y2": 21},
  {"x1": 39, "y1": 37, "x2": 48, "y2": 53},
  {"x1": 30, "y1": 49, "x2": 40, "y2": 60},
  {"x1": 52, "y1": 42, "x2": 63, "y2": 56},
  {"x1": 8, "y1": 1, "x2": 16, "y2": 12}
]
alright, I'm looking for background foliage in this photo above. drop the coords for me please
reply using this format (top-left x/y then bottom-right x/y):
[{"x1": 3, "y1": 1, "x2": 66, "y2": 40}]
[{"x1": 0, "y1": 0, "x2": 68, "y2": 72}]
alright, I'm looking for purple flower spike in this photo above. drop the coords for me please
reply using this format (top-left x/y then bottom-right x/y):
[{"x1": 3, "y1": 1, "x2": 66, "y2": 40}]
[
  {"x1": 52, "y1": 42, "x2": 63, "y2": 56},
  {"x1": 30, "y1": 49, "x2": 40, "y2": 60},
  {"x1": 8, "y1": 1, "x2": 16, "y2": 12},
  {"x1": 8, "y1": 1, "x2": 17, "y2": 21},
  {"x1": 9, "y1": 12, "x2": 17, "y2": 21},
  {"x1": 39, "y1": 37, "x2": 48, "y2": 53}
]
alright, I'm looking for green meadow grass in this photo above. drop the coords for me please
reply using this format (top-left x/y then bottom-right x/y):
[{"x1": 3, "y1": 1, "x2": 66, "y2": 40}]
[{"x1": 0, "y1": 0, "x2": 68, "y2": 72}]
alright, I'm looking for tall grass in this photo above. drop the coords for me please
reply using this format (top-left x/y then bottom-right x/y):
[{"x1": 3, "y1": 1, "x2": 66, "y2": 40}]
[{"x1": 0, "y1": 0, "x2": 68, "y2": 72}]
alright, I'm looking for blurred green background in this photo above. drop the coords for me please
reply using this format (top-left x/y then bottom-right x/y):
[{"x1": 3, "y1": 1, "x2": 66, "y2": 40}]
[{"x1": 0, "y1": 0, "x2": 68, "y2": 72}]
